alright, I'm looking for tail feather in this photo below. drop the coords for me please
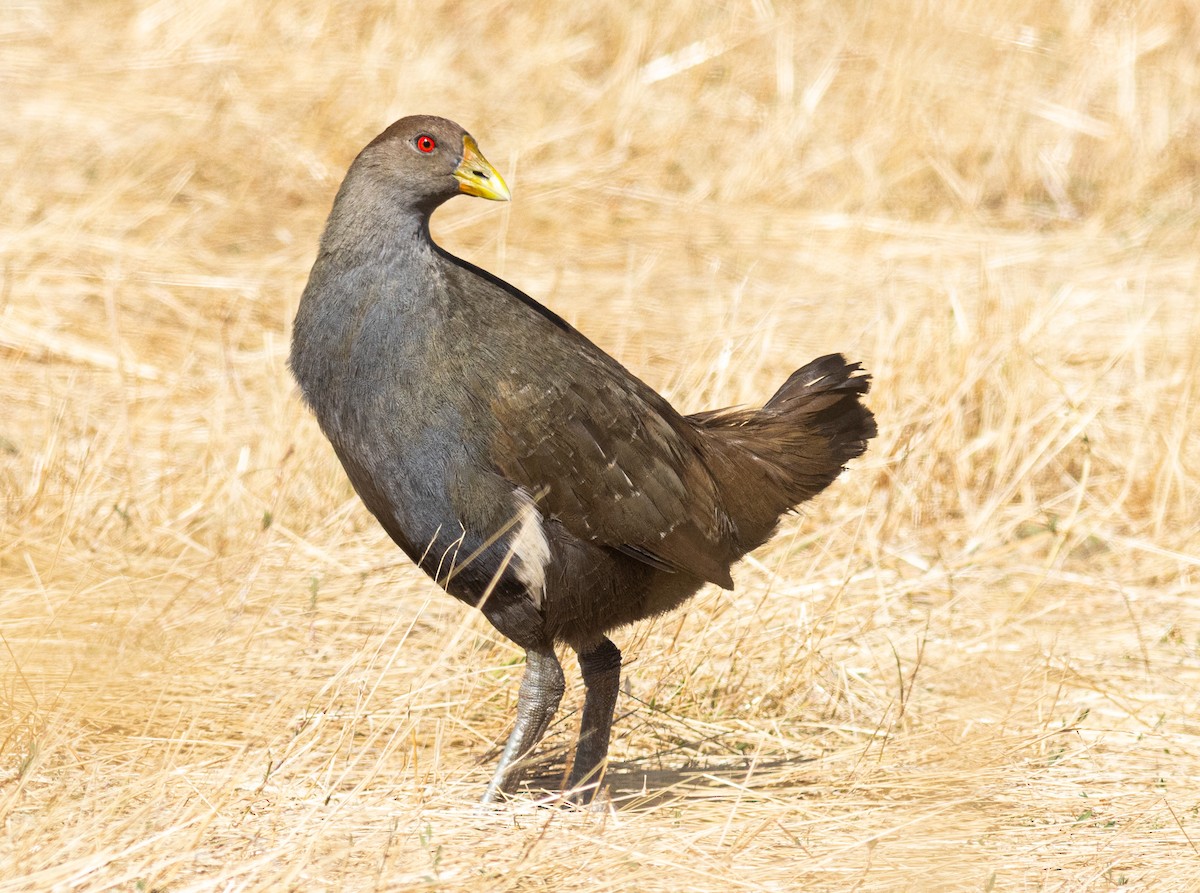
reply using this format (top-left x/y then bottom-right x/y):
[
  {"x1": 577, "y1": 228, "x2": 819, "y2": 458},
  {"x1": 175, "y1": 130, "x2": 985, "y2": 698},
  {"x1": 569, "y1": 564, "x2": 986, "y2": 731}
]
[{"x1": 688, "y1": 354, "x2": 876, "y2": 554}]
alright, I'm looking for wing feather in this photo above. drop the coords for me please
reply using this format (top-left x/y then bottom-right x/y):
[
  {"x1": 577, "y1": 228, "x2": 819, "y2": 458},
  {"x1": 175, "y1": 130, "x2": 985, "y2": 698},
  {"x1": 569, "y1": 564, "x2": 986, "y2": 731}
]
[{"x1": 488, "y1": 364, "x2": 736, "y2": 589}]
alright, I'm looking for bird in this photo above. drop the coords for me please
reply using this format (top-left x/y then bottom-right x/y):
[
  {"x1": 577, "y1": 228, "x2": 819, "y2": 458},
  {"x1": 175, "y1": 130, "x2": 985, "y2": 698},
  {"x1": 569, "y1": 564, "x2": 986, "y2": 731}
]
[{"x1": 290, "y1": 115, "x2": 876, "y2": 805}]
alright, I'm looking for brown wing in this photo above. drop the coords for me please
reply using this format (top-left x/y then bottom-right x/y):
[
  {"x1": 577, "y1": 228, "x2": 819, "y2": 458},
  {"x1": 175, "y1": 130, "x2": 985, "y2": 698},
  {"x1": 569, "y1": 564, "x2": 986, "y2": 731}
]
[{"x1": 487, "y1": 365, "x2": 737, "y2": 589}]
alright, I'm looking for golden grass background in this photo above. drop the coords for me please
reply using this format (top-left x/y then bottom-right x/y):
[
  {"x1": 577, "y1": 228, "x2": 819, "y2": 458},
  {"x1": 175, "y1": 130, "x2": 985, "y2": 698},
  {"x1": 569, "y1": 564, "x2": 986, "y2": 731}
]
[{"x1": 3, "y1": 0, "x2": 1199, "y2": 889}]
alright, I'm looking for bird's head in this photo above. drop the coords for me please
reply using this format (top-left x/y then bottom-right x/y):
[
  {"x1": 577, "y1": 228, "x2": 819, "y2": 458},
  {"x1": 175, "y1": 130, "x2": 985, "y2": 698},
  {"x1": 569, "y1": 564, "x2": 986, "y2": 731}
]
[{"x1": 350, "y1": 115, "x2": 510, "y2": 215}]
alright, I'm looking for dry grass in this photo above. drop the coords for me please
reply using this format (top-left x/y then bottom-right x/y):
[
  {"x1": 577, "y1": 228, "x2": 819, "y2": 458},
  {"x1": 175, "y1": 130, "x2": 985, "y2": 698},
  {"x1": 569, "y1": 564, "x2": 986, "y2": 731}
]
[{"x1": 3, "y1": 0, "x2": 1199, "y2": 889}]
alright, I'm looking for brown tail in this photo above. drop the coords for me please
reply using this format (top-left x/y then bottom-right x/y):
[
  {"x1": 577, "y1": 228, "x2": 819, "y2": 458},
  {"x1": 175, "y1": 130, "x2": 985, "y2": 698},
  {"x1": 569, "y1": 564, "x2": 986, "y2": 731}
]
[{"x1": 688, "y1": 354, "x2": 876, "y2": 554}]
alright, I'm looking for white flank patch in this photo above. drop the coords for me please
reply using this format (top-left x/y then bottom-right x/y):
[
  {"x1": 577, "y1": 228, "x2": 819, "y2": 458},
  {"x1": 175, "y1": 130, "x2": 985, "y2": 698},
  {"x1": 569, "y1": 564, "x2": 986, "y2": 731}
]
[{"x1": 510, "y1": 489, "x2": 551, "y2": 607}]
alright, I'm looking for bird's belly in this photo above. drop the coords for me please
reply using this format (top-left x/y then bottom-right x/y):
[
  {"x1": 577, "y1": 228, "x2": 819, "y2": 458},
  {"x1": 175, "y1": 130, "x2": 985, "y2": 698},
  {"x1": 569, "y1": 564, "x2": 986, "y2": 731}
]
[
  {"x1": 329, "y1": 421, "x2": 463, "y2": 564},
  {"x1": 325, "y1": 392, "x2": 548, "y2": 610}
]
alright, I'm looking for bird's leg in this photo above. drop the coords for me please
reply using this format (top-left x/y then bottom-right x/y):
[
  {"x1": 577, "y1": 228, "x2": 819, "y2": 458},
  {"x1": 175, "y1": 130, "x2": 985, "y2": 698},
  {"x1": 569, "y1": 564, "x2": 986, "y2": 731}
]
[
  {"x1": 481, "y1": 644, "x2": 564, "y2": 804},
  {"x1": 566, "y1": 637, "x2": 622, "y2": 803}
]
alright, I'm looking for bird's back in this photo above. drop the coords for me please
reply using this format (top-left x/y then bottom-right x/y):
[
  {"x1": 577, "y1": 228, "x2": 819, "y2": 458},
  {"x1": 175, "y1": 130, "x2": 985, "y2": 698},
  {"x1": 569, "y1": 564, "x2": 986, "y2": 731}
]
[{"x1": 436, "y1": 254, "x2": 745, "y2": 590}]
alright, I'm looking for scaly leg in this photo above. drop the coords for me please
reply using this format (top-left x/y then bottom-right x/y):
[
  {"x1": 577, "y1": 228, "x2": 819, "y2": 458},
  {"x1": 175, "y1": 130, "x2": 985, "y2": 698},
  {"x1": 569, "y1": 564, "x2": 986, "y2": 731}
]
[
  {"x1": 566, "y1": 637, "x2": 621, "y2": 802},
  {"x1": 481, "y1": 645, "x2": 564, "y2": 804}
]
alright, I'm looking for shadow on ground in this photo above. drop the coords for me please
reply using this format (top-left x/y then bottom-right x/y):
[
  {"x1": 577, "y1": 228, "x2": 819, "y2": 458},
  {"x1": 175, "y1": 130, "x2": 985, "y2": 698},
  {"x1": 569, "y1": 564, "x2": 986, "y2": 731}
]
[{"x1": 515, "y1": 753, "x2": 821, "y2": 811}]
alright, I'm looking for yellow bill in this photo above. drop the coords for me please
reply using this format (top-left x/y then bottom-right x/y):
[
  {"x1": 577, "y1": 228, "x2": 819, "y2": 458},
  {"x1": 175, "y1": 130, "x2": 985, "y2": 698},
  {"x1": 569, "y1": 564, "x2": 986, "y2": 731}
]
[{"x1": 454, "y1": 135, "x2": 511, "y2": 201}]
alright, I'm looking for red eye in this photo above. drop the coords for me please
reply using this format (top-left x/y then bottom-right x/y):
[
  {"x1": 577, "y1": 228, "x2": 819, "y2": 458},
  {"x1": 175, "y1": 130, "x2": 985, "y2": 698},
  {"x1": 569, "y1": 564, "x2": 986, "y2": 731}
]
[{"x1": 416, "y1": 135, "x2": 436, "y2": 153}]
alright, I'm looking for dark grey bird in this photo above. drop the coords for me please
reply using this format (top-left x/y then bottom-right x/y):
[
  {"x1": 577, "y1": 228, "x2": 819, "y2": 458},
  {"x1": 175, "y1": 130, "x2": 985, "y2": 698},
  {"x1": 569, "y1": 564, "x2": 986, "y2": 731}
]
[{"x1": 290, "y1": 115, "x2": 876, "y2": 804}]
